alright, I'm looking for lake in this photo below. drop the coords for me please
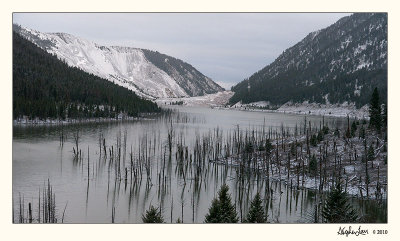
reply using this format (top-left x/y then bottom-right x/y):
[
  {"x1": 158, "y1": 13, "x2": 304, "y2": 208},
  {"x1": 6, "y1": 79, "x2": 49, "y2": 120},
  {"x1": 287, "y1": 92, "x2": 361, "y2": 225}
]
[{"x1": 13, "y1": 106, "x2": 383, "y2": 223}]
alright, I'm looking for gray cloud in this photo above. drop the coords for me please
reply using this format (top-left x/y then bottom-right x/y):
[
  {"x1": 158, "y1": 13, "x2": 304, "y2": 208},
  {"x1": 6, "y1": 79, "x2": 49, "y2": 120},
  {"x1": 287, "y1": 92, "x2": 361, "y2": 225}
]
[{"x1": 13, "y1": 13, "x2": 351, "y2": 88}]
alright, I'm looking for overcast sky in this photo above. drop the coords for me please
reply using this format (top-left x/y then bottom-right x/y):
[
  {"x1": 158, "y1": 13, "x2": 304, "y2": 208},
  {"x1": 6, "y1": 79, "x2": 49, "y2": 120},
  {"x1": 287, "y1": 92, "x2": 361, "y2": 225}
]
[{"x1": 13, "y1": 13, "x2": 351, "y2": 89}]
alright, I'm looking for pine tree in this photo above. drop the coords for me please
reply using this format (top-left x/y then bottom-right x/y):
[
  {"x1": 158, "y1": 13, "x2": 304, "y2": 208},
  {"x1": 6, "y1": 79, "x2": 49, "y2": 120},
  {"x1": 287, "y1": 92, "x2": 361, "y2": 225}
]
[
  {"x1": 142, "y1": 205, "x2": 164, "y2": 223},
  {"x1": 334, "y1": 128, "x2": 340, "y2": 137},
  {"x1": 382, "y1": 103, "x2": 387, "y2": 129},
  {"x1": 369, "y1": 87, "x2": 382, "y2": 132},
  {"x1": 204, "y1": 184, "x2": 238, "y2": 223},
  {"x1": 322, "y1": 183, "x2": 358, "y2": 223},
  {"x1": 290, "y1": 142, "x2": 296, "y2": 156},
  {"x1": 265, "y1": 139, "x2": 273, "y2": 157},
  {"x1": 317, "y1": 130, "x2": 324, "y2": 142},
  {"x1": 244, "y1": 142, "x2": 254, "y2": 154},
  {"x1": 345, "y1": 116, "x2": 352, "y2": 139},
  {"x1": 204, "y1": 199, "x2": 221, "y2": 223},
  {"x1": 359, "y1": 125, "x2": 365, "y2": 139},
  {"x1": 309, "y1": 154, "x2": 317, "y2": 176},
  {"x1": 367, "y1": 144, "x2": 375, "y2": 162},
  {"x1": 310, "y1": 134, "x2": 318, "y2": 146},
  {"x1": 351, "y1": 121, "x2": 357, "y2": 137},
  {"x1": 322, "y1": 126, "x2": 329, "y2": 135},
  {"x1": 245, "y1": 193, "x2": 267, "y2": 223}
]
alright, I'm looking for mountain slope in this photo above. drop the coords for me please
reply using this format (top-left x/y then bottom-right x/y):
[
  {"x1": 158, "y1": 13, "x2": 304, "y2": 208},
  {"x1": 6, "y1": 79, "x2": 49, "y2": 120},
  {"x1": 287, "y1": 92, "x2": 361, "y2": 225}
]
[
  {"x1": 13, "y1": 24, "x2": 224, "y2": 99},
  {"x1": 141, "y1": 49, "x2": 223, "y2": 96},
  {"x1": 13, "y1": 31, "x2": 160, "y2": 120},
  {"x1": 230, "y1": 13, "x2": 387, "y2": 108}
]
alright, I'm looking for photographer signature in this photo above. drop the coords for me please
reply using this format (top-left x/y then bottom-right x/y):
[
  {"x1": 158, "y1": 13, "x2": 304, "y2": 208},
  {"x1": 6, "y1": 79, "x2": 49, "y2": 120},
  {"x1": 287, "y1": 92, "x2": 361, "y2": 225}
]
[{"x1": 337, "y1": 226, "x2": 369, "y2": 237}]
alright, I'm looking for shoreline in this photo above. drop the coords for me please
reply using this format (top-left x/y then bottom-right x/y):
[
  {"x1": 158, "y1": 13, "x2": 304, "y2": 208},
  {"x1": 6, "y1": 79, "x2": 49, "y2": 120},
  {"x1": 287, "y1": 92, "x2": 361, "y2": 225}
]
[
  {"x1": 212, "y1": 105, "x2": 369, "y2": 120},
  {"x1": 155, "y1": 90, "x2": 370, "y2": 119},
  {"x1": 214, "y1": 102, "x2": 370, "y2": 120},
  {"x1": 13, "y1": 113, "x2": 160, "y2": 127}
]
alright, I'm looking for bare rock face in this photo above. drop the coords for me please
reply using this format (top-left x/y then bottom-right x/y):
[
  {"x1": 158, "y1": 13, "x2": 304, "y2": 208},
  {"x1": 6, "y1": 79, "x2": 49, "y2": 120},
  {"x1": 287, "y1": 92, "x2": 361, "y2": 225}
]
[{"x1": 13, "y1": 24, "x2": 224, "y2": 99}]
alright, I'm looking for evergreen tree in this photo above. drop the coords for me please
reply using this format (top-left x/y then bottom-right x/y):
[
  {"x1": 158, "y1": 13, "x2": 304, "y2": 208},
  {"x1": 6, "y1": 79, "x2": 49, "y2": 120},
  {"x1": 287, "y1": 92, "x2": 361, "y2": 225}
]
[
  {"x1": 204, "y1": 184, "x2": 238, "y2": 223},
  {"x1": 322, "y1": 183, "x2": 358, "y2": 223},
  {"x1": 322, "y1": 126, "x2": 329, "y2": 135},
  {"x1": 317, "y1": 130, "x2": 324, "y2": 142},
  {"x1": 369, "y1": 87, "x2": 382, "y2": 132},
  {"x1": 244, "y1": 193, "x2": 267, "y2": 223},
  {"x1": 204, "y1": 199, "x2": 221, "y2": 223},
  {"x1": 142, "y1": 205, "x2": 164, "y2": 223},
  {"x1": 310, "y1": 134, "x2": 318, "y2": 146},
  {"x1": 351, "y1": 121, "x2": 357, "y2": 137},
  {"x1": 382, "y1": 103, "x2": 387, "y2": 129},
  {"x1": 290, "y1": 142, "x2": 296, "y2": 157},
  {"x1": 359, "y1": 125, "x2": 366, "y2": 139},
  {"x1": 309, "y1": 154, "x2": 317, "y2": 175},
  {"x1": 367, "y1": 144, "x2": 375, "y2": 162},
  {"x1": 244, "y1": 142, "x2": 254, "y2": 154},
  {"x1": 334, "y1": 128, "x2": 340, "y2": 137},
  {"x1": 265, "y1": 139, "x2": 273, "y2": 157}
]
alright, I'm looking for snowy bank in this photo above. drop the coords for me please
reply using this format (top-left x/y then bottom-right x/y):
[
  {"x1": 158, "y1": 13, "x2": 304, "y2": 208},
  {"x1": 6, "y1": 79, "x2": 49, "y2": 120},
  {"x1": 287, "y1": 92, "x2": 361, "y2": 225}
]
[
  {"x1": 157, "y1": 90, "x2": 370, "y2": 120},
  {"x1": 156, "y1": 91, "x2": 234, "y2": 107},
  {"x1": 13, "y1": 113, "x2": 158, "y2": 126},
  {"x1": 277, "y1": 101, "x2": 370, "y2": 119},
  {"x1": 229, "y1": 100, "x2": 370, "y2": 119}
]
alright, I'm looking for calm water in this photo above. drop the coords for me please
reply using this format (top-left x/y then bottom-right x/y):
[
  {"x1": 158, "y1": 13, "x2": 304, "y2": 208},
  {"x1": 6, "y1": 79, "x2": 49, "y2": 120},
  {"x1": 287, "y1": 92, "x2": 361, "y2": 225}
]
[{"x1": 14, "y1": 106, "x2": 374, "y2": 223}]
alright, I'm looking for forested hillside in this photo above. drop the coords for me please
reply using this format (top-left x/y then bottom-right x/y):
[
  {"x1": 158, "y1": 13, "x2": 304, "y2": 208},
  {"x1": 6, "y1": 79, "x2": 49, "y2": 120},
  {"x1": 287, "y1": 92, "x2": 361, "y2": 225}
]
[
  {"x1": 141, "y1": 49, "x2": 224, "y2": 96},
  {"x1": 14, "y1": 24, "x2": 223, "y2": 99},
  {"x1": 13, "y1": 32, "x2": 160, "y2": 120},
  {"x1": 230, "y1": 13, "x2": 387, "y2": 109}
]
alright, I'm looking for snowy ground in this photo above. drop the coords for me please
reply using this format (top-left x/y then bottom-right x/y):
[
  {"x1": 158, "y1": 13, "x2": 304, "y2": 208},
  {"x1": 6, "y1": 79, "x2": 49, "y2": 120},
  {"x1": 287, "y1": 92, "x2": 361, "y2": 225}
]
[
  {"x1": 157, "y1": 91, "x2": 370, "y2": 120},
  {"x1": 156, "y1": 91, "x2": 234, "y2": 107},
  {"x1": 213, "y1": 131, "x2": 387, "y2": 200},
  {"x1": 13, "y1": 114, "x2": 157, "y2": 126},
  {"x1": 277, "y1": 101, "x2": 370, "y2": 119},
  {"x1": 229, "y1": 100, "x2": 370, "y2": 119}
]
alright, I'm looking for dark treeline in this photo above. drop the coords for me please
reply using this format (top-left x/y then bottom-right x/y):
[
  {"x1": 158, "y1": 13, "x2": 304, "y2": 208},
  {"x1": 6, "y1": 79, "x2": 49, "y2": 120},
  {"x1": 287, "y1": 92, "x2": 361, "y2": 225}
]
[
  {"x1": 13, "y1": 32, "x2": 160, "y2": 120},
  {"x1": 230, "y1": 68, "x2": 387, "y2": 109}
]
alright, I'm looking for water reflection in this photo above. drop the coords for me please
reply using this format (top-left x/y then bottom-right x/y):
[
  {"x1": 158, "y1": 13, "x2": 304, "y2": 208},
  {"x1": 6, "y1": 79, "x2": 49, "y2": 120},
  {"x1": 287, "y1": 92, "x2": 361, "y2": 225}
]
[{"x1": 13, "y1": 106, "x2": 384, "y2": 223}]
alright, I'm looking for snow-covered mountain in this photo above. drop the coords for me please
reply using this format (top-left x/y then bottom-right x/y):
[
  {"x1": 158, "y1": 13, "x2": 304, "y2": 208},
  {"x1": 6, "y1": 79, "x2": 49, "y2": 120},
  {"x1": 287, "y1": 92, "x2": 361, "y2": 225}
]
[
  {"x1": 230, "y1": 13, "x2": 387, "y2": 108},
  {"x1": 13, "y1": 24, "x2": 224, "y2": 99}
]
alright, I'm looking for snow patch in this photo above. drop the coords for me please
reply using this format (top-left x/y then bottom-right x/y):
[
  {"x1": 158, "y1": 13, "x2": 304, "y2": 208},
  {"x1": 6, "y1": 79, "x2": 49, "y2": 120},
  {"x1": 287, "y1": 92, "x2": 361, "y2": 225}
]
[
  {"x1": 15, "y1": 26, "x2": 208, "y2": 99},
  {"x1": 277, "y1": 101, "x2": 369, "y2": 119},
  {"x1": 156, "y1": 91, "x2": 234, "y2": 107}
]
